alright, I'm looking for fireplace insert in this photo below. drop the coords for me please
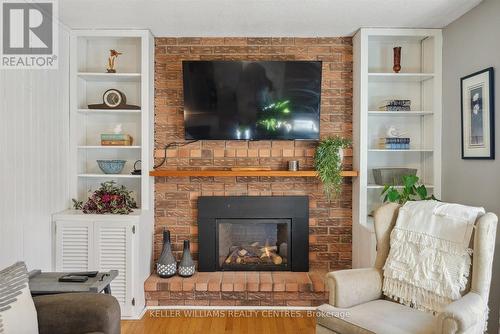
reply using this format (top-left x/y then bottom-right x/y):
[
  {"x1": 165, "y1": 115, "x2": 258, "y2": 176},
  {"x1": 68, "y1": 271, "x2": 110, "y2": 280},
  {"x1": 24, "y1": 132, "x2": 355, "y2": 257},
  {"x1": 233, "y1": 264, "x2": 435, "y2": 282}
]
[
  {"x1": 218, "y1": 218, "x2": 291, "y2": 271},
  {"x1": 198, "y1": 196, "x2": 308, "y2": 271}
]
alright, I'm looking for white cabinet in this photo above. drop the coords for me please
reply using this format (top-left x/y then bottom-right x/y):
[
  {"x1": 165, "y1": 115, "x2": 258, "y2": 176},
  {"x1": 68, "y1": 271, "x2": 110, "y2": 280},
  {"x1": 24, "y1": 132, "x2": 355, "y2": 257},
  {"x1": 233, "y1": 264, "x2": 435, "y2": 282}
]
[
  {"x1": 353, "y1": 28, "x2": 442, "y2": 268},
  {"x1": 53, "y1": 212, "x2": 140, "y2": 317}
]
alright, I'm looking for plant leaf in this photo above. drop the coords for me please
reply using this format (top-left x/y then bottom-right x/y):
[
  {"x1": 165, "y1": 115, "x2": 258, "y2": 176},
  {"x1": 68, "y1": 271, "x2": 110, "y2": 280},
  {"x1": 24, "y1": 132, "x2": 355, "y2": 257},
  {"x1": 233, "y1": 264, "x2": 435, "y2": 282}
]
[
  {"x1": 381, "y1": 184, "x2": 391, "y2": 196},
  {"x1": 403, "y1": 175, "x2": 419, "y2": 188},
  {"x1": 387, "y1": 189, "x2": 401, "y2": 203},
  {"x1": 416, "y1": 185, "x2": 428, "y2": 199}
]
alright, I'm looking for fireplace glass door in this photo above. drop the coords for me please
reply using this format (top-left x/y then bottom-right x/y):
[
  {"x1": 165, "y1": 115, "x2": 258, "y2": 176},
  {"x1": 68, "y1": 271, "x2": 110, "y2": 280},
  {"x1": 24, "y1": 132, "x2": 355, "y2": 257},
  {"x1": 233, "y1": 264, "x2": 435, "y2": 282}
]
[{"x1": 217, "y1": 219, "x2": 290, "y2": 271}]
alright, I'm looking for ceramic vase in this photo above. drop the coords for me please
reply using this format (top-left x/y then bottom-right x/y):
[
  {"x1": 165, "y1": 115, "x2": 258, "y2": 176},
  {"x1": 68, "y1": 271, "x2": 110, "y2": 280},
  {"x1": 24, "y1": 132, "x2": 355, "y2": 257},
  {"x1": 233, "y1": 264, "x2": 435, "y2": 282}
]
[
  {"x1": 178, "y1": 240, "x2": 195, "y2": 277},
  {"x1": 156, "y1": 229, "x2": 176, "y2": 278},
  {"x1": 393, "y1": 47, "x2": 402, "y2": 73}
]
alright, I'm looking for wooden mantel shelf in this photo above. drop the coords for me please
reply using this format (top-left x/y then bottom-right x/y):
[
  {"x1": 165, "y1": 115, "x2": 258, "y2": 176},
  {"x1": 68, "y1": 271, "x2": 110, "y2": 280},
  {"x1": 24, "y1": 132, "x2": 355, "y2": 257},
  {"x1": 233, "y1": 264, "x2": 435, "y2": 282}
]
[{"x1": 149, "y1": 170, "x2": 358, "y2": 177}]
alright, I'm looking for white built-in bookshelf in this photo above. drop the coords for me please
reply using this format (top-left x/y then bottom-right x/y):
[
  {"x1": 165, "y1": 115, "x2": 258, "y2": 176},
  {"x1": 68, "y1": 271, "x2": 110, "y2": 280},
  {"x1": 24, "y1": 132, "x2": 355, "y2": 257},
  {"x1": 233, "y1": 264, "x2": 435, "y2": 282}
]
[
  {"x1": 69, "y1": 30, "x2": 154, "y2": 209},
  {"x1": 55, "y1": 30, "x2": 154, "y2": 318},
  {"x1": 352, "y1": 29, "x2": 442, "y2": 268}
]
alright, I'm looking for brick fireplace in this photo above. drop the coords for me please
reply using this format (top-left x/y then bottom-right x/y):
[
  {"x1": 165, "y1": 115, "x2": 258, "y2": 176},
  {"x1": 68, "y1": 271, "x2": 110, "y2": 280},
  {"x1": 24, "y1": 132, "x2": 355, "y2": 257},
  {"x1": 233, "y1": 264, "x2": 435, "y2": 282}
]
[{"x1": 148, "y1": 37, "x2": 353, "y2": 306}]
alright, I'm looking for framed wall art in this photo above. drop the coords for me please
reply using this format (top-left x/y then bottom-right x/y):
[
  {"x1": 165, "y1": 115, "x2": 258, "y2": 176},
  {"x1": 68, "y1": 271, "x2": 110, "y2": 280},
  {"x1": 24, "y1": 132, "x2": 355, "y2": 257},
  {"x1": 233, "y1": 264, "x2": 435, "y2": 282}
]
[{"x1": 461, "y1": 67, "x2": 495, "y2": 159}]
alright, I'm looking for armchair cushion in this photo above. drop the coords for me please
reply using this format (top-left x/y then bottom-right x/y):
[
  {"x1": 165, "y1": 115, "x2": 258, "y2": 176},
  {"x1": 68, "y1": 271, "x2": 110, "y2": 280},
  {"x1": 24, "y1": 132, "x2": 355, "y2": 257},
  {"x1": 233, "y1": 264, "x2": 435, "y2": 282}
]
[
  {"x1": 317, "y1": 300, "x2": 435, "y2": 334},
  {"x1": 326, "y1": 268, "x2": 382, "y2": 308},
  {"x1": 33, "y1": 293, "x2": 120, "y2": 334}
]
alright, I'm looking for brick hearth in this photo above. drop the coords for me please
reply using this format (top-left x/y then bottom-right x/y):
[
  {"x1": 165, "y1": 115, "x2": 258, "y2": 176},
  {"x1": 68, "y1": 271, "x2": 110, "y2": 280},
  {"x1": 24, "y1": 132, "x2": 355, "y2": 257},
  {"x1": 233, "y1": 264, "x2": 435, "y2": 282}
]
[{"x1": 145, "y1": 271, "x2": 328, "y2": 307}]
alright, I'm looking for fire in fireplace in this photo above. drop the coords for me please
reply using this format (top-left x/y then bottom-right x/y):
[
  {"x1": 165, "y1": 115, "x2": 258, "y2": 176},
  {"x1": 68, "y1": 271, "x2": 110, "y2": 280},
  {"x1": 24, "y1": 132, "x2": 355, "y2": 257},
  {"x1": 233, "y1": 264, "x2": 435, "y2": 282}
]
[
  {"x1": 218, "y1": 219, "x2": 290, "y2": 270},
  {"x1": 198, "y1": 196, "x2": 309, "y2": 272}
]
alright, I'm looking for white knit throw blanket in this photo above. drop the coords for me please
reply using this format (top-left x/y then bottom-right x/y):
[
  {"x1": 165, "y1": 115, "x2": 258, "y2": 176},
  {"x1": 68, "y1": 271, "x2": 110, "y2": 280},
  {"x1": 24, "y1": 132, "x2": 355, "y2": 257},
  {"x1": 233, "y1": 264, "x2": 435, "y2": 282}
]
[{"x1": 382, "y1": 200, "x2": 484, "y2": 313}]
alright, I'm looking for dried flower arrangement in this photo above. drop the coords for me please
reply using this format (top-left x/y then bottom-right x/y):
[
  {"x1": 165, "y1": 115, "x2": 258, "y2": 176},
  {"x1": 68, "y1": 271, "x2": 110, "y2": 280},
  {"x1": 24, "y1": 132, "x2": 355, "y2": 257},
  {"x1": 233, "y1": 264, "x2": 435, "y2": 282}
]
[{"x1": 72, "y1": 181, "x2": 137, "y2": 214}]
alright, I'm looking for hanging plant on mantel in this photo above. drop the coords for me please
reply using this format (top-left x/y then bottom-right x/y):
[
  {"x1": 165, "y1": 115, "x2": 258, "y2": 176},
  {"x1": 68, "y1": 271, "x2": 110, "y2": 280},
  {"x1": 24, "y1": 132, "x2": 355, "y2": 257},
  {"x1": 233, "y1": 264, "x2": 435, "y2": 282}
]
[{"x1": 314, "y1": 136, "x2": 352, "y2": 200}]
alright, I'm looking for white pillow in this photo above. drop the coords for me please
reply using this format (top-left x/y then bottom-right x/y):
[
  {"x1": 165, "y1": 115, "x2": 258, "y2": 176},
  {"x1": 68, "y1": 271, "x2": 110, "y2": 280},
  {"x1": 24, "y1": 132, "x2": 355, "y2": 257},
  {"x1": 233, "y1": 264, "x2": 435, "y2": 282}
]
[{"x1": 0, "y1": 262, "x2": 39, "y2": 334}]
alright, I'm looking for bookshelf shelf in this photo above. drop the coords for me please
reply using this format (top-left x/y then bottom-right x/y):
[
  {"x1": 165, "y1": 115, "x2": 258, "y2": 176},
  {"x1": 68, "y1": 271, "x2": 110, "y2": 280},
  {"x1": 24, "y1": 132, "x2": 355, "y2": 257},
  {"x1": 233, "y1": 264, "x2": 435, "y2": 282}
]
[
  {"x1": 368, "y1": 149, "x2": 434, "y2": 152},
  {"x1": 78, "y1": 109, "x2": 142, "y2": 114},
  {"x1": 368, "y1": 111, "x2": 433, "y2": 116},
  {"x1": 367, "y1": 183, "x2": 434, "y2": 189},
  {"x1": 367, "y1": 72, "x2": 434, "y2": 82},
  {"x1": 77, "y1": 72, "x2": 141, "y2": 82},
  {"x1": 77, "y1": 174, "x2": 141, "y2": 178},
  {"x1": 77, "y1": 145, "x2": 142, "y2": 149}
]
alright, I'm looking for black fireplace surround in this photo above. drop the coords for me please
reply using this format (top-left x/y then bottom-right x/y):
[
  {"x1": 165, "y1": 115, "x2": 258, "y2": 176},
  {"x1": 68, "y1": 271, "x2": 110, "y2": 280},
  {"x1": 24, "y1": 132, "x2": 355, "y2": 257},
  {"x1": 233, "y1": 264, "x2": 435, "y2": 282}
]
[{"x1": 198, "y1": 196, "x2": 309, "y2": 272}]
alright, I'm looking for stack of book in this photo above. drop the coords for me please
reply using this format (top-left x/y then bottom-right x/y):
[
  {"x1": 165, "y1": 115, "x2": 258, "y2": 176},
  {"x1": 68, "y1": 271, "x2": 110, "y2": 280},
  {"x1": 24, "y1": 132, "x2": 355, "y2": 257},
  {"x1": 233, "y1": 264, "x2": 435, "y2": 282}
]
[
  {"x1": 378, "y1": 137, "x2": 411, "y2": 150},
  {"x1": 379, "y1": 99, "x2": 411, "y2": 111},
  {"x1": 101, "y1": 134, "x2": 133, "y2": 146}
]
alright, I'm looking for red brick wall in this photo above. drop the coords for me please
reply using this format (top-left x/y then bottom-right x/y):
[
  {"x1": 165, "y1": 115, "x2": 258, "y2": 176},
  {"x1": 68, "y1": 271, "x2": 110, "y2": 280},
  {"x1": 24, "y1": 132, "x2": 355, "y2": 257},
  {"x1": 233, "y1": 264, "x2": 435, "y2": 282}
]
[{"x1": 154, "y1": 37, "x2": 353, "y2": 272}]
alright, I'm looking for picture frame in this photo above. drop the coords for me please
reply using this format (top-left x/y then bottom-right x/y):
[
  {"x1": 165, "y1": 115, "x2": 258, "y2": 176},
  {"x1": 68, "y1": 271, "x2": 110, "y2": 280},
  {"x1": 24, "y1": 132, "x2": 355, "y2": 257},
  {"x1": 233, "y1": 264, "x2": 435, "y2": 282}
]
[{"x1": 461, "y1": 67, "x2": 495, "y2": 159}]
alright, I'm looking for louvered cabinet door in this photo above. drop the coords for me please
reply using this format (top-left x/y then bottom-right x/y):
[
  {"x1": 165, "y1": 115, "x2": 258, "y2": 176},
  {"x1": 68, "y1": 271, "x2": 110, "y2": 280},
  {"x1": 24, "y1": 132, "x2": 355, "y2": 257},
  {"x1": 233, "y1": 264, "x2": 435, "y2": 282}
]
[
  {"x1": 94, "y1": 221, "x2": 134, "y2": 317},
  {"x1": 55, "y1": 220, "x2": 93, "y2": 272}
]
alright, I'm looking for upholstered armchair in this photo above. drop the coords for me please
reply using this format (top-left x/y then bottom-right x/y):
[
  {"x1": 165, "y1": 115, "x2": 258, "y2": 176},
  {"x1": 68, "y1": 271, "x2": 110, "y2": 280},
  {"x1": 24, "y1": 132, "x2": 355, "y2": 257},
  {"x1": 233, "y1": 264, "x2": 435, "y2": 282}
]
[{"x1": 316, "y1": 203, "x2": 498, "y2": 334}]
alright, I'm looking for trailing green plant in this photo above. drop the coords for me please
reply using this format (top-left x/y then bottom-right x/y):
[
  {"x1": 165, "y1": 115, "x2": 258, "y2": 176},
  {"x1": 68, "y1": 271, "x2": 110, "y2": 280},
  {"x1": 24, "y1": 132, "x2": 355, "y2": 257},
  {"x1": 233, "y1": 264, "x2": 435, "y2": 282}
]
[
  {"x1": 381, "y1": 175, "x2": 436, "y2": 204},
  {"x1": 72, "y1": 181, "x2": 137, "y2": 214},
  {"x1": 314, "y1": 136, "x2": 351, "y2": 200}
]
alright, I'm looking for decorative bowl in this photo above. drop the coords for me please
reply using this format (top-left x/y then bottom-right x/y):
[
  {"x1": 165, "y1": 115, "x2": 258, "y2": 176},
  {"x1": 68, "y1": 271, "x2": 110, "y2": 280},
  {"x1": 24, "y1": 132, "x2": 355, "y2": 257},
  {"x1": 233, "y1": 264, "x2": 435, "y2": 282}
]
[{"x1": 97, "y1": 160, "x2": 126, "y2": 174}]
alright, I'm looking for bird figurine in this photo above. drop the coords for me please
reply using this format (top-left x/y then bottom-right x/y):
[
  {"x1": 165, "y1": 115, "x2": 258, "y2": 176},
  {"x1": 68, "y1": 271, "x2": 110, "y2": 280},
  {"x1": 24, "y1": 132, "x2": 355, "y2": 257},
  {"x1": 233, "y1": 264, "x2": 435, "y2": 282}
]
[{"x1": 106, "y1": 49, "x2": 123, "y2": 73}]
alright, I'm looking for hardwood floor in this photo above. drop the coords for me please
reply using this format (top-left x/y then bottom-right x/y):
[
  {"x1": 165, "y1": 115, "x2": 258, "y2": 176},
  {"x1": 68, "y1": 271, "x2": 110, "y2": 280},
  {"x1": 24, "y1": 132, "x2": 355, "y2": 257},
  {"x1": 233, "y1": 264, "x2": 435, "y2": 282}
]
[{"x1": 122, "y1": 310, "x2": 316, "y2": 334}]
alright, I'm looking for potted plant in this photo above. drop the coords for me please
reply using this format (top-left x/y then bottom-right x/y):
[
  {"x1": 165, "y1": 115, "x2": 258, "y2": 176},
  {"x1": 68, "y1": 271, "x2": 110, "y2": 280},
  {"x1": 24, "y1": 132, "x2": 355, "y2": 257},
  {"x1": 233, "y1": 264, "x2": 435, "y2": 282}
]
[
  {"x1": 381, "y1": 175, "x2": 436, "y2": 204},
  {"x1": 314, "y1": 136, "x2": 351, "y2": 200},
  {"x1": 72, "y1": 181, "x2": 137, "y2": 214}
]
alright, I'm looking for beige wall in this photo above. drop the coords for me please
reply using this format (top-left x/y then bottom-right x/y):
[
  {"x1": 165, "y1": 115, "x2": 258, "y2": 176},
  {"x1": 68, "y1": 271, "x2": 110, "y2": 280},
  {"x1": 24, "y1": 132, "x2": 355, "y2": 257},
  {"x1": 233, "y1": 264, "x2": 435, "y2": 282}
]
[{"x1": 442, "y1": 0, "x2": 500, "y2": 332}]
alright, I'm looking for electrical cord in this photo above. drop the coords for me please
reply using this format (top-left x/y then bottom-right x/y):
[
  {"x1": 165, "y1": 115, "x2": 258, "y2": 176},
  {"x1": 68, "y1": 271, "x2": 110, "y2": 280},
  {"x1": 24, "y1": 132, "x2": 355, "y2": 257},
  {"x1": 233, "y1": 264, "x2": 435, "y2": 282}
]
[{"x1": 153, "y1": 140, "x2": 199, "y2": 169}]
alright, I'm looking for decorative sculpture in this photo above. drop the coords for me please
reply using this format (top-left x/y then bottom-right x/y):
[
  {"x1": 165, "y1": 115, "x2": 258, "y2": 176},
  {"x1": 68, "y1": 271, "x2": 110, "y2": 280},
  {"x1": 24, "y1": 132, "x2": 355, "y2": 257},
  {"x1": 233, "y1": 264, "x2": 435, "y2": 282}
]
[
  {"x1": 106, "y1": 49, "x2": 122, "y2": 73},
  {"x1": 178, "y1": 240, "x2": 195, "y2": 277},
  {"x1": 386, "y1": 126, "x2": 406, "y2": 138},
  {"x1": 393, "y1": 46, "x2": 402, "y2": 73},
  {"x1": 156, "y1": 229, "x2": 177, "y2": 278}
]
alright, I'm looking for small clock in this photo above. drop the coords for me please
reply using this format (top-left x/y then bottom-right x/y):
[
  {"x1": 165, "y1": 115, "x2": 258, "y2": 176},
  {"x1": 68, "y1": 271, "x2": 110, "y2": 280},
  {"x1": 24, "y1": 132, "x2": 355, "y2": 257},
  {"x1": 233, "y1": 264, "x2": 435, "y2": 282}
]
[
  {"x1": 88, "y1": 89, "x2": 140, "y2": 110},
  {"x1": 103, "y1": 89, "x2": 124, "y2": 108}
]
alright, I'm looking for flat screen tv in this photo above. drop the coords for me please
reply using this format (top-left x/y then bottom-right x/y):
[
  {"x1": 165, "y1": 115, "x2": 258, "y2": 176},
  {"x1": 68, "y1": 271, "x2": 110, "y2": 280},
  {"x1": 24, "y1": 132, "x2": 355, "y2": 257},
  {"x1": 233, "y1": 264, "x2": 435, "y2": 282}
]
[{"x1": 182, "y1": 61, "x2": 321, "y2": 140}]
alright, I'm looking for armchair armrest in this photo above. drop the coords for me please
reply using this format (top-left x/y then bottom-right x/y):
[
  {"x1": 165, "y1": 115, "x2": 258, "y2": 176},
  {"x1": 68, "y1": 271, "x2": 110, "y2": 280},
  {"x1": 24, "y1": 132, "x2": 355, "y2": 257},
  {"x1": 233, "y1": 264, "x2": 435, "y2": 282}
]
[
  {"x1": 436, "y1": 292, "x2": 486, "y2": 334},
  {"x1": 33, "y1": 293, "x2": 120, "y2": 334},
  {"x1": 326, "y1": 268, "x2": 383, "y2": 308}
]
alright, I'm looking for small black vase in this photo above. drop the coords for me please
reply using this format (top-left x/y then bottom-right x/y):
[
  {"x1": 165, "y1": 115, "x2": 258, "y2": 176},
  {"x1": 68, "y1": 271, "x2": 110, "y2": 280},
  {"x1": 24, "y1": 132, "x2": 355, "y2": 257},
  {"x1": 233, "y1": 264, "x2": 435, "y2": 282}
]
[
  {"x1": 156, "y1": 229, "x2": 176, "y2": 278},
  {"x1": 178, "y1": 240, "x2": 195, "y2": 277}
]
